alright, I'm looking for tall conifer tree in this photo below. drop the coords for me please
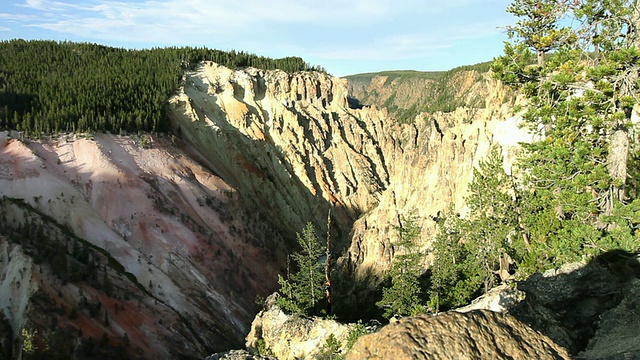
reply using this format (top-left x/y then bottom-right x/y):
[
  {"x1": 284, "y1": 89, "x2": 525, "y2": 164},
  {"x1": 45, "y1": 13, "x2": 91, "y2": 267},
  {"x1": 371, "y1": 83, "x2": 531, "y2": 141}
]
[{"x1": 492, "y1": 0, "x2": 640, "y2": 268}]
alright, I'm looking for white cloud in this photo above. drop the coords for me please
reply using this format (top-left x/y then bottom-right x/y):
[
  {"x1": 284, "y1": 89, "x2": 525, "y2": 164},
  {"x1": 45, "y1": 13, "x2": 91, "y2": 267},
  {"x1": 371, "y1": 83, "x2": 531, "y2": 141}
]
[
  {"x1": 312, "y1": 16, "x2": 507, "y2": 63},
  {"x1": 2, "y1": 0, "x2": 514, "y2": 74},
  {"x1": 0, "y1": 12, "x2": 38, "y2": 21},
  {"x1": 19, "y1": 0, "x2": 391, "y2": 31},
  {"x1": 19, "y1": 0, "x2": 95, "y2": 12},
  {"x1": 11, "y1": 0, "x2": 496, "y2": 39}
]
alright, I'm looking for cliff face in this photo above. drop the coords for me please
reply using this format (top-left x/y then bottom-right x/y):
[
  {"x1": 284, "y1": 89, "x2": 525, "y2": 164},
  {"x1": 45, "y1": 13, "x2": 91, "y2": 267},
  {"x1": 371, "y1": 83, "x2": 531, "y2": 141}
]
[
  {"x1": 170, "y1": 61, "x2": 530, "y2": 261},
  {"x1": 0, "y1": 61, "x2": 530, "y2": 358},
  {"x1": 168, "y1": 62, "x2": 532, "y2": 311},
  {"x1": 169, "y1": 62, "x2": 389, "y2": 242}
]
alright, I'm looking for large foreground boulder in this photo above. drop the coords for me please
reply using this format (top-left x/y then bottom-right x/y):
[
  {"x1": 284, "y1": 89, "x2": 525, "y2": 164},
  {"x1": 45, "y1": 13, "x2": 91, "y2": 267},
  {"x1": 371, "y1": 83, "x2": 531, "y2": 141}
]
[
  {"x1": 245, "y1": 294, "x2": 355, "y2": 360},
  {"x1": 346, "y1": 309, "x2": 571, "y2": 360}
]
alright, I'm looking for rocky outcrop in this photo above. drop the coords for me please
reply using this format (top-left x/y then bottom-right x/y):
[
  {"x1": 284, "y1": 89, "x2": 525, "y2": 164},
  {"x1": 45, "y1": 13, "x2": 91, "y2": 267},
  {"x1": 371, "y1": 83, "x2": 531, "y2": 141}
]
[
  {"x1": 0, "y1": 238, "x2": 36, "y2": 345},
  {"x1": 448, "y1": 250, "x2": 640, "y2": 359},
  {"x1": 455, "y1": 284, "x2": 525, "y2": 314},
  {"x1": 509, "y1": 251, "x2": 640, "y2": 355},
  {"x1": 340, "y1": 251, "x2": 640, "y2": 360},
  {"x1": 245, "y1": 294, "x2": 354, "y2": 360},
  {"x1": 346, "y1": 309, "x2": 571, "y2": 360},
  {"x1": 580, "y1": 279, "x2": 640, "y2": 359},
  {"x1": 205, "y1": 349, "x2": 275, "y2": 360}
]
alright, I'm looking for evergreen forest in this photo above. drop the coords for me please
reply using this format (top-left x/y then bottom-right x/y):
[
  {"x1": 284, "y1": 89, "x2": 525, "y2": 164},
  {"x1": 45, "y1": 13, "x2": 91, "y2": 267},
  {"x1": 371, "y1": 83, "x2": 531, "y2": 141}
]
[{"x1": 0, "y1": 39, "x2": 324, "y2": 136}]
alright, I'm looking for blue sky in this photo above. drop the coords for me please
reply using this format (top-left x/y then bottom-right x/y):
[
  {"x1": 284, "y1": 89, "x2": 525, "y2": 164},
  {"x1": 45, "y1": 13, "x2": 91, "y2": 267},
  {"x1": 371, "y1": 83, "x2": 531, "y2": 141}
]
[{"x1": 0, "y1": 0, "x2": 515, "y2": 76}]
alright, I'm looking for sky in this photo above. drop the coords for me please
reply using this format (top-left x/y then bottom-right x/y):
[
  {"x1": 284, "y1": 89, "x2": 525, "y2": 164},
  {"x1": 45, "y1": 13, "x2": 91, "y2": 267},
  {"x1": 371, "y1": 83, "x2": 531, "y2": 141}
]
[{"x1": 0, "y1": 0, "x2": 516, "y2": 77}]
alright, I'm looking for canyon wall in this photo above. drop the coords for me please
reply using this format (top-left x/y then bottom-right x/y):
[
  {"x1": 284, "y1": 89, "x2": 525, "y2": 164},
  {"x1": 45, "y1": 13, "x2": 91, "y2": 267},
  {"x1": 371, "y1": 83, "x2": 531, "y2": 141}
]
[
  {"x1": 345, "y1": 66, "x2": 516, "y2": 121},
  {"x1": 168, "y1": 62, "x2": 533, "y2": 311},
  {"x1": 0, "y1": 131, "x2": 287, "y2": 357}
]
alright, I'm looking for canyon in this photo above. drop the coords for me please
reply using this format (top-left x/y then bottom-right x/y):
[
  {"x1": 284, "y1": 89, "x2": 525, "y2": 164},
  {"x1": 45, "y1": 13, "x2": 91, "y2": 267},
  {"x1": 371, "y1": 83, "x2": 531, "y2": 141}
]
[{"x1": 0, "y1": 61, "x2": 531, "y2": 358}]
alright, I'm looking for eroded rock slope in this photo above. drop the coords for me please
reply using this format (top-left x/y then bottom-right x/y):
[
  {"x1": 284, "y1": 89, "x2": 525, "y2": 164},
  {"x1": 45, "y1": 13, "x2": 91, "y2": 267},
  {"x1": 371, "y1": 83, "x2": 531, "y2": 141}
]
[{"x1": 0, "y1": 132, "x2": 287, "y2": 357}]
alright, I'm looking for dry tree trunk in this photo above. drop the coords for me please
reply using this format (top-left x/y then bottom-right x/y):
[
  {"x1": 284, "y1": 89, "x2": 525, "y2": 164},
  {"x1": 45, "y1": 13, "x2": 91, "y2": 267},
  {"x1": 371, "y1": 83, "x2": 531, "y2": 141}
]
[
  {"x1": 603, "y1": 0, "x2": 640, "y2": 215},
  {"x1": 606, "y1": 128, "x2": 630, "y2": 214},
  {"x1": 325, "y1": 209, "x2": 332, "y2": 315}
]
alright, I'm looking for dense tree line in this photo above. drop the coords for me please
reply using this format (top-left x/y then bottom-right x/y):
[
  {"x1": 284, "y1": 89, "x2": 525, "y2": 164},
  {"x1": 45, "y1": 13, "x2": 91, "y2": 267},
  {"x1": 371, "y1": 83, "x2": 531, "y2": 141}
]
[{"x1": 0, "y1": 39, "x2": 325, "y2": 136}]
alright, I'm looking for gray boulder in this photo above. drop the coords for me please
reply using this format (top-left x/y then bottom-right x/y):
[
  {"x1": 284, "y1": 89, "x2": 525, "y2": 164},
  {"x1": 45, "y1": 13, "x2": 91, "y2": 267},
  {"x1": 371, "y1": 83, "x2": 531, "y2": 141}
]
[
  {"x1": 579, "y1": 279, "x2": 640, "y2": 359},
  {"x1": 510, "y1": 251, "x2": 640, "y2": 354},
  {"x1": 346, "y1": 309, "x2": 571, "y2": 360}
]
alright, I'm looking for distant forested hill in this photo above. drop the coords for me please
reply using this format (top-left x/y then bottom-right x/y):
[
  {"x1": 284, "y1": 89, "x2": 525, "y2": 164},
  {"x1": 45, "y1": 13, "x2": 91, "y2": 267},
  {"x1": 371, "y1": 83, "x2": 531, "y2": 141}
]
[
  {"x1": 344, "y1": 62, "x2": 509, "y2": 123},
  {"x1": 0, "y1": 39, "x2": 324, "y2": 136}
]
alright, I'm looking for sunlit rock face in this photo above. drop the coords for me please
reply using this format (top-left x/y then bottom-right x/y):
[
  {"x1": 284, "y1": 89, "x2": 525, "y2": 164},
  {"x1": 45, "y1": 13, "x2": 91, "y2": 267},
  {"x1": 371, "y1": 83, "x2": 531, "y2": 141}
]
[
  {"x1": 0, "y1": 131, "x2": 286, "y2": 357},
  {"x1": 169, "y1": 62, "x2": 532, "y2": 301},
  {"x1": 244, "y1": 294, "x2": 355, "y2": 360}
]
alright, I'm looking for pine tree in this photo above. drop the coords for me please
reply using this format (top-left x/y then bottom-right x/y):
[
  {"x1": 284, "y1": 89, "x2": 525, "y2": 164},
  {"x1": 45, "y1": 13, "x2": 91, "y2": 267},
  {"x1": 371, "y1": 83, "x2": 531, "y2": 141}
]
[
  {"x1": 492, "y1": 0, "x2": 640, "y2": 269},
  {"x1": 277, "y1": 222, "x2": 326, "y2": 315},
  {"x1": 376, "y1": 213, "x2": 425, "y2": 318},
  {"x1": 429, "y1": 148, "x2": 523, "y2": 310},
  {"x1": 505, "y1": 0, "x2": 575, "y2": 65}
]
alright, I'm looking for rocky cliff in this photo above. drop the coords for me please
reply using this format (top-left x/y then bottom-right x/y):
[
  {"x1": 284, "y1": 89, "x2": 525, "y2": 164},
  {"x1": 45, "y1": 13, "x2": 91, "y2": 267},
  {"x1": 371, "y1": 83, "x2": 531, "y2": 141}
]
[
  {"x1": 0, "y1": 60, "x2": 528, "y2": 358},
  {"x1": 168, "y1": 61, "x2": 531, "y2": 314}
]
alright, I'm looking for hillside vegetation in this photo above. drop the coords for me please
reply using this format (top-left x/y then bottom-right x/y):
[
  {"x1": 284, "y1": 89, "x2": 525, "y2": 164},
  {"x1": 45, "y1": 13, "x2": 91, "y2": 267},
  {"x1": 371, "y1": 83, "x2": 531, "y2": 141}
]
[
  {"x1": 0, "y1": 39, "x2": 323, "y2": 136},
  {"x1": 345, "y1": 62, "x2": 502, "y2": 123}
]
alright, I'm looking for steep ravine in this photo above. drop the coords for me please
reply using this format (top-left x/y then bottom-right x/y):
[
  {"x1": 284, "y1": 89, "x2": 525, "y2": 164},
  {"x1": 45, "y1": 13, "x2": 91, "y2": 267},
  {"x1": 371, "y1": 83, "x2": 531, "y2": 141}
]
[
  {"x1": 169, "y1": 62, "x2": 390, "y2": 251},
  {"x1": 168, "y1": 62, "x2": 532, "y2": 313},
  {"x1": 1, "y1": 61, "x2": 529, "y2": 358}
]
